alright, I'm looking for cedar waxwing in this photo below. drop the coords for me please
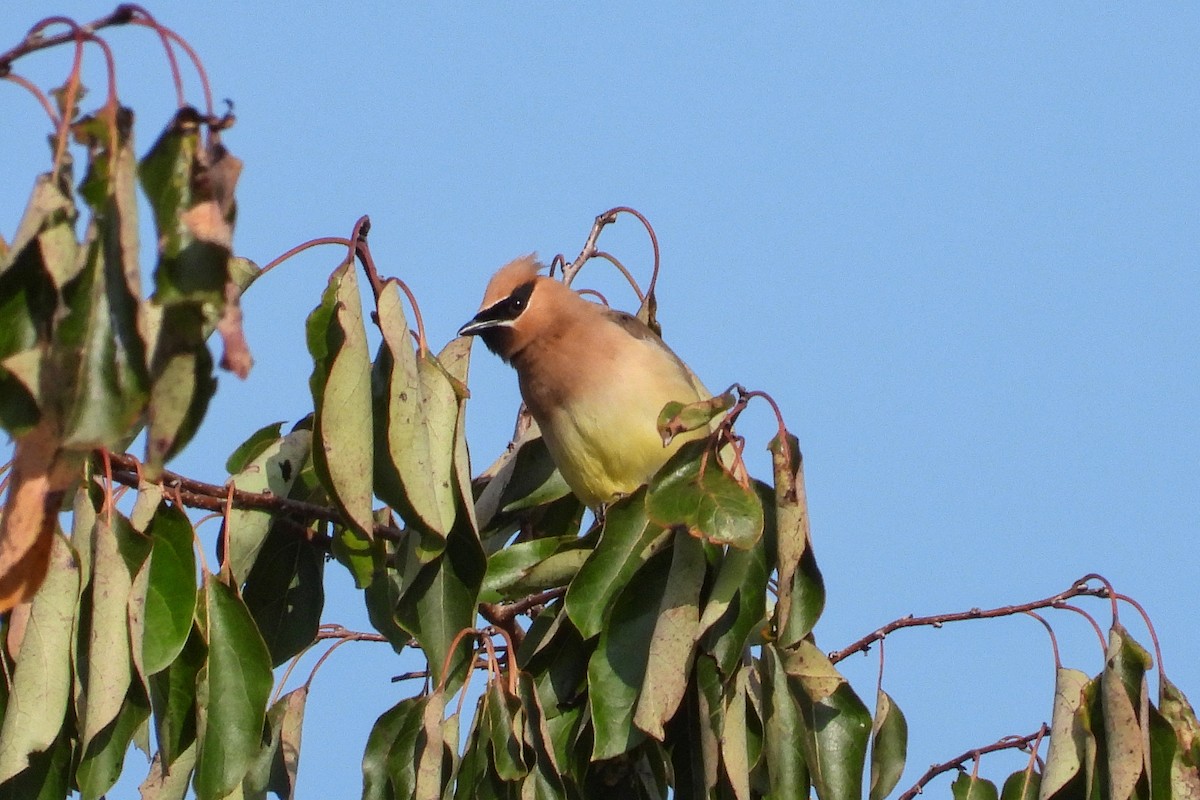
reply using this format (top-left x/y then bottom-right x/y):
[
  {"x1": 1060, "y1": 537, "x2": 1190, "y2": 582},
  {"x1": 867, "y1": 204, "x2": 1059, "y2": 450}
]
[{"x1": 459, "y1": 255, "x2": 710, "y2": 509}]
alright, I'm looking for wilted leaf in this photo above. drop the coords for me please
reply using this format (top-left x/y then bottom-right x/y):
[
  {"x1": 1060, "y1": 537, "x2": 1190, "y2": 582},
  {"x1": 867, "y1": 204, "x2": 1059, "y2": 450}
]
[
  {"x1": 0, "y1": 535, "x2": 81, "y2": 782},
  {"x1": 633, "y1": 530, "x2": 705, "y2": 741},
  {"x1": 768, "y1": 432, "x2": 824, "y2": 647},
  {"x1": 0, "y1": 417, "x2": 81, "y2": 610},
  {"x1": 138, "y1": 741, "x2": 197, "y2": 800},
  {"x1": 307, "y1": 259, "x2": 375, "y2": 539},
  {"x1": 415, "y1": 690, "x2": 449, "y2": 800},
  {"x1": 364, "y1": 697, "x2": 425, "y2": 800},
  {"x1": 0, "y1": 726, "x2": 72, "y2": 800},
  {"x1": 76, "y1": 682, "x2": 151, "y2": 799},
  {"x1": 1102, "y1": 624, "x2": 1152, "y2": 800},
  {"x1": 372, "y1": 282, "x2": 459, "y2": 538},
  {"x1": 1040, "y1": 667, "x2": 1089, "y2": 800},
  {"x1": 80, "y1": 510, "x2": 151, "y2": 750},
  {"x1": 244, "y1": 686, "x2": 307, "y2": 800},
  {"x1": 656, "y1": 391, "x2": 734, "y2": 446}
]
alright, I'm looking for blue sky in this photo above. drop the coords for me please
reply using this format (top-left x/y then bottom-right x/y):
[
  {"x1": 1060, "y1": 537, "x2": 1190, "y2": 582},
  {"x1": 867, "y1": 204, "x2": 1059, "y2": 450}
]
[{"x1": 3, "y1": 2, "x2": 1198, "y2": 797}]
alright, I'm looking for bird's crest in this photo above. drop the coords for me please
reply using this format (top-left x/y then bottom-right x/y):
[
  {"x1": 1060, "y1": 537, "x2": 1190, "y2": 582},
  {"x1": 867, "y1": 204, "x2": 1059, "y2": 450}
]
[{"x1": 478, "y1": 253, "x2": 541, "y2": 311}]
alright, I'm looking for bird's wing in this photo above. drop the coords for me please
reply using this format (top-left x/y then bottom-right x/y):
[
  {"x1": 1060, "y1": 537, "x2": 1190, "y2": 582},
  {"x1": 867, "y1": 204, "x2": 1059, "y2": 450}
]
[{"x1": 603, "y1": 308, "x2": 712, "y2": 400}]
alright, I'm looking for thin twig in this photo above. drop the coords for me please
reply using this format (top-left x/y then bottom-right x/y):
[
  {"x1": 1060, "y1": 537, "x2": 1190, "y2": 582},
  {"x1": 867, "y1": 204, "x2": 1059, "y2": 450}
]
[
  {"x1": 896, "y1": 724, "x2": 1049, "y2": 800},
  {"x1": 102, "y1": 451, "x2": 404, "y2": 542},
  {"x1": 0, "y1": 6, "x2": 137, "y2": 75},
  {"x1": 829, "y1": 578, "x2": 1110, "y2": 664}
]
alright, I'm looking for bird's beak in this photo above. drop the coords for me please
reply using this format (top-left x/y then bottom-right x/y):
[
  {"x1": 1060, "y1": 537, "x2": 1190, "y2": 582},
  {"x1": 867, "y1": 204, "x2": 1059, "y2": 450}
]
[{"x1": 457, "y1": 314, "x2": 499, "y2": 337}]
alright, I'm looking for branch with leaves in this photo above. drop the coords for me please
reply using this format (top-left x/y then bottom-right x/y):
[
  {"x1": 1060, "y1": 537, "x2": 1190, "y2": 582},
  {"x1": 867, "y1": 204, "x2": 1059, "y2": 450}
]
[{"x1": 1, "y1": 8, "x2": 1199, "y2": 800}]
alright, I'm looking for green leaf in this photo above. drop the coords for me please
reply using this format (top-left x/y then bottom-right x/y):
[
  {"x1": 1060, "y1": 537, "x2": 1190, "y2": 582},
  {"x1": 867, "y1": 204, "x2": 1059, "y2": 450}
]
[
  {"x1": 242, "y1": 523, "x2": 325, "y2": 666},
  {"x1": 484, "y1": 682, "x2": 528, "y2": 781},
  {"x1": 0, "y1": 535, "x2": 81, "y2": 783},
  {"x1": 394, "y1": 521, "x2": 485, "y2": 691},
  {"x1": 781, "y1": 639, "x2": 872, "y2": 800},
  {"x1": 144, "y1": 310, "x2": 216, "y2": 473},
  {"x1": 334, "y1": 520, "x2": 380, "y2": 590},
  {"x1": 224, "y1": 421, "x2": 285, "y2": 475},
  {"x1": 363, "y1": 697, "x2": 425, "y2": 800},
  {"x1": 149, "y1": 624, "x2": 206, "y2": 770},
  {"x1": 587, "y1": 547, "x2": 673, "y2": 760},
  {"x1": 633, "y1": 530, "x2": 706, "y2": 741},
  {"x1": 646, "y1": 438, "x2": 764, "y2": 549},
  {"x1": 501, "y1": 543, "x2": 590, "y2": 598},
  {"x1": 372, "y1": 282, "x2": 459, "y2": 537},
  {"x1": 474, "y1": 426, "x2": 572, "y2": 532},
  {"x1": 1146, "y1": 705, "x2": 1178, "y2": 800},
  {"x1": 761, "y1": 645, "x2": 810, "y2": 798},
  {"x1": 193, "y1": 578, "x2": 273, "y2": 799},
  {"x1": 80, "y1": 510, "x2": 151, "y2": 751},
  {"x1": 952, "y1": 772, "x2": 1000, "y2": 800},
  {"x1": 768, "y1": 432, "x2": 824, "y2": 647},
  {"x1": 0, "y1": 720, "x2": 72, "y2": 800},
  {"x1": 1041, "y1": 667, "x2": 1089, "y2": 800},
  {"x1": 483, "y1": 534, "x2": 580, "y2": 597},
  {"x1": 515, "y1": 600, "x2": 591, "y2": 720},
  {"x1": 76, "y1": 682, "x2": 152, "y2": 800},
  {"x1": 59, "y1": 108, "x2": 149, "y2": 450},
  {"x1": 142, "y1": 501, "x2": 199, "y2": 675},
  {"x1": 869, "y1": 688, "x2": 908, "y2": 800},
  {"x1": 700, "y1": 481, "x2": 773, "y2": 676},
  {"x1": 307, "y1": 258, "x2": 375, "y2": 539},
  {"x1": 1001, "y1": 767, "x2": 1042, "y2": 800},
  {"x1": 566, "y1": 487, "x2": 667, "y2": 639}
]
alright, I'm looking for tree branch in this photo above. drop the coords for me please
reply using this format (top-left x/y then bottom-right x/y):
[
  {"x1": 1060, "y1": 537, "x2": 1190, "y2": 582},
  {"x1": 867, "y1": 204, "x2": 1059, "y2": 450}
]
[
  {"x1": 0, "y1": 6, "x2": 136, "y2": 77},
  {"x1": 828, "y1": 577, "x2": 1111, "y2": 663},
  {"x1": 897, "y1": 724, "x2": 1049, "y2": 800},
  {"x1": 102, "y1": 451, "x2": 405, "y2": 542}
]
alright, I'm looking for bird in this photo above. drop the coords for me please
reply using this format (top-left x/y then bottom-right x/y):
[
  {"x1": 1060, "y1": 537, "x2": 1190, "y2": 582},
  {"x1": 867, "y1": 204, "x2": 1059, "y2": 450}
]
[{"x1": 458, "y1": 255, "x2": 710, "y2": 509}]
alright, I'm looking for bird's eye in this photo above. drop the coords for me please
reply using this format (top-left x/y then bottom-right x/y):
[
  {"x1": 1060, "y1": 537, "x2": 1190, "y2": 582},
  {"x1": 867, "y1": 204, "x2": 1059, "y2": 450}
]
[{"x1": 509, "y1": 296, "x2": 526, "y2": 313}]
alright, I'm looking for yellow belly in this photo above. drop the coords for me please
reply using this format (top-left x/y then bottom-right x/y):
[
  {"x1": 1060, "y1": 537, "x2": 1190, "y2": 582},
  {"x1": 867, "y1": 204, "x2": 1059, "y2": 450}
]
[{"x1": 536, "y1": 369, "x2": 707, "y2": 508}]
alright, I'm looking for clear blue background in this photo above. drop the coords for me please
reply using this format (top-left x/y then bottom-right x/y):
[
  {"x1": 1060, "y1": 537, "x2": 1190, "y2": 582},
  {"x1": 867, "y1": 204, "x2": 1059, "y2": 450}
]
[{"x1": 3, "y1": 2, "x2": 1197, "y2": 797}]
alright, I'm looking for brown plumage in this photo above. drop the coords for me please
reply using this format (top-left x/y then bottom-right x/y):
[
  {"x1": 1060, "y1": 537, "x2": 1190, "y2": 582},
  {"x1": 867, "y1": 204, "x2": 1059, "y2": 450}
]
[{"x1": 460, "y1": 255, "x2": 709, "y2": 508}]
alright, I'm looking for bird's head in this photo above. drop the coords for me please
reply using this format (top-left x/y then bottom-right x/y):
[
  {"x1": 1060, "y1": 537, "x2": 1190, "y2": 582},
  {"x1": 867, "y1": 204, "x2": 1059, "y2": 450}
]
[{"x1": 458, "y1": 254, "x2": 553, "y2": 363}]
